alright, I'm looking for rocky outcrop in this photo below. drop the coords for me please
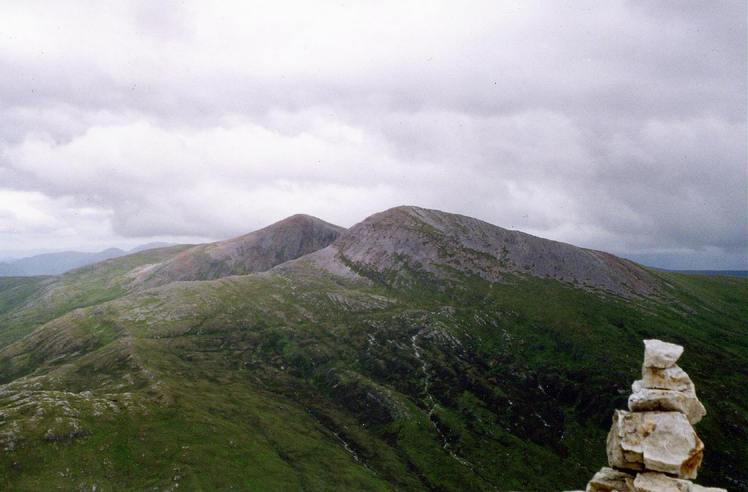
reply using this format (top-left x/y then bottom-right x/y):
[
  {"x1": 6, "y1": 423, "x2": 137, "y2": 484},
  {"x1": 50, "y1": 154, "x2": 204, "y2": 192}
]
[{"x1": 582, "y1": 339, "x2": 726, "y2": 491}]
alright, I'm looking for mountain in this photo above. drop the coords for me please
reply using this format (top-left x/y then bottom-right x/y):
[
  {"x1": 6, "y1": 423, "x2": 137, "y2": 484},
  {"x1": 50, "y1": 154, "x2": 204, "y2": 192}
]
[
  {"x1": 137, "y1": 214, "x2": 343, "y2": 287},
  {"x1": 295, "y1": 206, "x2": 660, "y2": 297},
  {"x1": 128, "y1": 242, "x2": 178, "y2": 254},
  {"x1": 0, "y1": 248, "x2": 126, "y2": 276},
  {"x1": 670, "y1": 270, "x2": 748, "y2": 278},
  {"x1": 0, "y1": 215, "x2": 342, "y2": 350},
  {"x1": 0, "y1": 207, "x2": 746, "y2": 491},
  {"x1": 0, "y1": 243, "x2": 179, "y2": 277}
]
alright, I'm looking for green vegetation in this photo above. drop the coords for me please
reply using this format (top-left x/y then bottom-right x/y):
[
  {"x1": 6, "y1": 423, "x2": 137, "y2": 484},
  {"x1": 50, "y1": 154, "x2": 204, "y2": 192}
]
[
  {"x1": 0, "y1": 246, "x2": 190, "y2": 349},
  {"x1": 0, "y1": 259, "x2": 745, "y2": 490},
  {"x1": 0, "y1": 208, "x2": 746, "y2": 492}
]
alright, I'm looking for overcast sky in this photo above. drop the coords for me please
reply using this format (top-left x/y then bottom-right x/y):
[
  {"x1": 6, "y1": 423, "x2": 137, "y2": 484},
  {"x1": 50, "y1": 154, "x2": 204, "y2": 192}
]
[{"x1": 0, "y1": 0, "x2": 745, "y2": 268}]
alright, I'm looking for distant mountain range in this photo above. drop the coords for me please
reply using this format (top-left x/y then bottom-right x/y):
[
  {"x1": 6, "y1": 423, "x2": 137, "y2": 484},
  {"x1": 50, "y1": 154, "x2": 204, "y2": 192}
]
[
  {"x1": 0, "y1": 206, "x2": 745, "y2": 490},
  {"x1": 0, "y1": 242, "x2": 176, "y2": 277},
  {"x1": 669, "y1": 269, "x2": 748, "y2": 277}
]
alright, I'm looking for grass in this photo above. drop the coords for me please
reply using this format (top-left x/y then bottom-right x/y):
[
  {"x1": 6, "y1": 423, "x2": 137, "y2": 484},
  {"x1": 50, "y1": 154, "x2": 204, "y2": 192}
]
[
  {"x1": 0, "y1": 258, "x2": 746, "y2": 490},
  {"x1": 0, "y1": 246, "x2": 191, "y2": 350}
]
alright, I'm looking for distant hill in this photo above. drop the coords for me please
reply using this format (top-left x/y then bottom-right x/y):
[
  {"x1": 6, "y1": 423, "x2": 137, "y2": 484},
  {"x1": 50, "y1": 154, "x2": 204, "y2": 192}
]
[
  {"x1": 0, "y1": 248, "x2": 126, "y2": 276},
  {"x1": 128, "y1": 242, "x2": 177, "y2": 254},
  {"x1": 671, "y1": 270, "x2": 748, "y2": 278},
  {"x1": 0, "y1": 243, "x2": 178, "y2": 277}
]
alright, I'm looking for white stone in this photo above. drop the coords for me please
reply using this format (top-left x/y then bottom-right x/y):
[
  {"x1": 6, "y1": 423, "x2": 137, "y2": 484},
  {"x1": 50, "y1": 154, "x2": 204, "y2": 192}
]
[
  {"x1": 628, "y1": 380, "x2": 706, "y2": 424},
  {"x1": 607, "y1": 410, "x2": 645, "y2": 472},
  {"x1": 607, "y1": 410, "x2": 703, "y2": 479},
  {"x1": 586, "y1": 466, "x2": 635, "y2": 492},
  {"x1": 642, "y1": 365, "x2": 694, "y2": 392},
  {"x1": 634, "y1": 472, "x2": 690, "y2": 492},
  {"x1": 643, "y1": 340, "x2": 683, "y2": 368}
]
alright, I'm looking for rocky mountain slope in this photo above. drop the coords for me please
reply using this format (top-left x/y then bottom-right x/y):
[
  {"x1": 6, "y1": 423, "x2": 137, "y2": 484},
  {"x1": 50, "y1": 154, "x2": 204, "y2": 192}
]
[
  {"x1": 298, "y1": 206, "x2": 660, "y2": 297},
  {"x1": 0, "y1": 206, "x2": 746, "y2": 491},
  {"x1": 136, "y1": 214, "x2": 343, "y2": 287}
]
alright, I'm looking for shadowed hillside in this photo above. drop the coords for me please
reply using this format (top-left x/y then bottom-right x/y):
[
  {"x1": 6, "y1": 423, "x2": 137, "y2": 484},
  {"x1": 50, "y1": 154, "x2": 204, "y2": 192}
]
[{"x1": 137, "y1": 214, "x2": 344, "y2": 286}]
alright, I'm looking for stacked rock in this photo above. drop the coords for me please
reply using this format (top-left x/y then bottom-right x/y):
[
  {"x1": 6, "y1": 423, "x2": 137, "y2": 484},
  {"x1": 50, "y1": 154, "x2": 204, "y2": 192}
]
[{"x1": 584, "y1": 339, "x2": 726, "y2": 492}]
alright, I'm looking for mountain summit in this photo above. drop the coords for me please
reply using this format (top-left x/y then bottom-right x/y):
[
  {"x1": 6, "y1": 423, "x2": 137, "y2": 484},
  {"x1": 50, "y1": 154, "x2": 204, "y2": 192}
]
[
  {"x1": 139, "y1": 214, "x2": 344, "y2": 286},
  {"x1": 299, "y1": 206, "x2": 659, "y2": 297}
]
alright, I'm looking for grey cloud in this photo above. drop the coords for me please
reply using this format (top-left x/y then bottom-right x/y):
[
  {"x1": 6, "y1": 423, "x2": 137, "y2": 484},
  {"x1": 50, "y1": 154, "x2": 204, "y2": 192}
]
[{"x1": 0, "y1": 0, "x2": 745, "y2": 268}]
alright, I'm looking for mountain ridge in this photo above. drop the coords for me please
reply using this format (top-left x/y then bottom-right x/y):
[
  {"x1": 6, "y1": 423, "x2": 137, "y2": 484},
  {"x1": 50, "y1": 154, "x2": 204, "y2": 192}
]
[
  {"x1": 0, "y1": 243, "x2": 179, "y2": 277},
  {"x1": 0, "y1": 248, "x2": 127, "y2": 277},
  {"x1": 288, "y1": 205, "x2": 660, "y2": 297}
]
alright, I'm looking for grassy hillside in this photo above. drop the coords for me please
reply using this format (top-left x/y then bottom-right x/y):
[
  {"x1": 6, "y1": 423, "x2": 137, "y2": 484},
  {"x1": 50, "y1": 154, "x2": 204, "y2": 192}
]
[
  {"x1": 0, "y1": 246, "x2": 191, "y2": 349},
  {"x1": 0, "y1": 261, "x2": 745, "y2": 490},
  {"x1": 0, "y1": 277, "x2": 52, "y2": 321}
]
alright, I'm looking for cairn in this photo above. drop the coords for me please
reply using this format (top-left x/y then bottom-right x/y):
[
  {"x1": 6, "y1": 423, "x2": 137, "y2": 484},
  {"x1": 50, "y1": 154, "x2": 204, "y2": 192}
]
[{"x1": 584, "y1": 339, "x2": 726, "y2": 492}]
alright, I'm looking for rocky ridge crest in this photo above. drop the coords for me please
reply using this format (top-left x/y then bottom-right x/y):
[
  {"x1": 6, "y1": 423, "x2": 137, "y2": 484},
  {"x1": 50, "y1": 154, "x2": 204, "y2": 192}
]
[{"x1": 302, "y1": 206, "x2": 660, "y2": 297}]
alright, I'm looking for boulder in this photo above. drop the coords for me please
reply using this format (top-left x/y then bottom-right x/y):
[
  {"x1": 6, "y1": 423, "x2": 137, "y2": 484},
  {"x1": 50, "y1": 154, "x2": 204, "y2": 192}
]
[
  {"x1": 642, "y1": 365, "x2": 695, "y2": 392},
  {"x1": 607, "y1": 410, "x2": 703, "y2": 479},
  {"x1": 643, "y1": 340, "x2": 683, "y2": 369},
  {"x1": 586, "y1": 466, "x2": 635, "y2": 492},
  {"x1": 628, "y1": 380, "x2": 706, "y2": 424}
]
